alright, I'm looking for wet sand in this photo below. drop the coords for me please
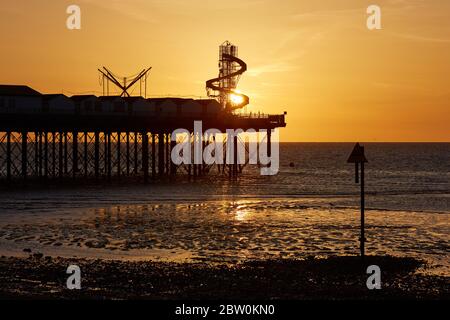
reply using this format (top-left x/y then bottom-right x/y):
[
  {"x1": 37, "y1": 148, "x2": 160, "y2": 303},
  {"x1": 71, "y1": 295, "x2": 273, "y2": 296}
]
[
  {"x1": 0, "y1": 199, "x2": 448, "y2": 276},
  {"x1": 1, "y1": 200, "x2": 447, "y2": 300},
  {"x1": 0, "y1": 255, "x2": 448, "y2": 300}
]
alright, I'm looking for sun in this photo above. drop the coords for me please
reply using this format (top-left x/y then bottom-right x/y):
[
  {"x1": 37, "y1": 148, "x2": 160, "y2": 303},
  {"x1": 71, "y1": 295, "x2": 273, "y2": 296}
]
[{"x1": 229, "y1": 92, "x2": 244, "y2": 105}]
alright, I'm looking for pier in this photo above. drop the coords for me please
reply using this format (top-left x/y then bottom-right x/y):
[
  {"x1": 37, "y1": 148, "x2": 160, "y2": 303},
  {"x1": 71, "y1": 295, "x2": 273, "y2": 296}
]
[
  {"x1": 0, "y1": 86, "x2": 286, "y2": 183},
  {"x1": 0, "y1": 42, "x2": 287, "y2": 183}
]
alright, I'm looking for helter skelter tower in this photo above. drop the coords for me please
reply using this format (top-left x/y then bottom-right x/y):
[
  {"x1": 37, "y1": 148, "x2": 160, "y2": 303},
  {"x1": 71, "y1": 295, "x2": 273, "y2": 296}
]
[{"x1": 206, "y1": 41, "x2": 250, "y2": 112}]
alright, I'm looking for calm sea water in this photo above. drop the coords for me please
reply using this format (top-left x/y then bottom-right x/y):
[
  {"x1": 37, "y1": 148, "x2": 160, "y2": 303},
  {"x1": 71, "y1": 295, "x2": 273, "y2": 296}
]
[
  {"x1": 243, "y1": 143, "x2": 450, "y2": 212},
  {"x1": 0, "y1": 143, "x2": 448, "y2": 273}
]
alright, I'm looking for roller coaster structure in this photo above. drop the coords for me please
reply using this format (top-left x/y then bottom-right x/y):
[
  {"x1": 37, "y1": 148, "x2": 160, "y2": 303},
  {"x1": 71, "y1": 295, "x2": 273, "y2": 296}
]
[{"x1": 206, "y1": 41, "x2": 250, "y2": 112}]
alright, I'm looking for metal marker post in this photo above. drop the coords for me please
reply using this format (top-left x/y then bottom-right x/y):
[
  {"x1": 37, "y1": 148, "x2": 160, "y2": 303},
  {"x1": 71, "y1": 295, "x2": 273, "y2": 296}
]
[
  {"x1": 360, "y1": 159, "x2": 365, "y2": 258},
  {"x1": 347, "y1": 143, "x2": 368, "y2": 259}
]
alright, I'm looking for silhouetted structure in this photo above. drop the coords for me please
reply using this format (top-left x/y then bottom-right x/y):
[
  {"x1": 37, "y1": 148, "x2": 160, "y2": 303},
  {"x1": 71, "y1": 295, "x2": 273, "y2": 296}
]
[
  {"x1": 347, "y1": 143, "x2": 368, "y2": 258},
  {"x1": 206, "y1": 41, "x2": 249, "y2": 111},
  {"x1": 98, "y1": 67, "x2": 151, "y2": 97},
  {"x1": 0, "y1": 43, "x2": 286, "y2": 183},
  {"x1": 0, "y1": 86, "x2": 285, "y2": 182}
]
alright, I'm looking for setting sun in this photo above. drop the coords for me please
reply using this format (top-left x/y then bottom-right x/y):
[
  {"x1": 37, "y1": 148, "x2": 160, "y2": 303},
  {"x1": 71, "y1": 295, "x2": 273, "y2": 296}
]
[{"x1": 229, "y1": 92, "x2": 244, "y2": 106}]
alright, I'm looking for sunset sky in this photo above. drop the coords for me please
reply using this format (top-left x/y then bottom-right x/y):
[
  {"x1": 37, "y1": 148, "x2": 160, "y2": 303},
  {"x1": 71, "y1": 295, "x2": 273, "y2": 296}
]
[{"x1": 0, "y1": 0, "x2": 449, "y2": 142}]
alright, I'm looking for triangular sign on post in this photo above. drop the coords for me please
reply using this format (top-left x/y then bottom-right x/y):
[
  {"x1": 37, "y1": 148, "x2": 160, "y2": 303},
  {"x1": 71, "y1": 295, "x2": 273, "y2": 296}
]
[
  {"x1": 347, "y1": 143, "x2": 368, "y2": 259},
  {"x1": 347, "y1": 143, "x2": 368, "y2": 163}
]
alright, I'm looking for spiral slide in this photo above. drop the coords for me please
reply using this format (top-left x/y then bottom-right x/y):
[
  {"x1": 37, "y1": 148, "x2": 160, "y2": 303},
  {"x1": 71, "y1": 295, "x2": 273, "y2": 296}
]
[{"x1": 206, "y1": 53, "x2": 250, "y2": 111}]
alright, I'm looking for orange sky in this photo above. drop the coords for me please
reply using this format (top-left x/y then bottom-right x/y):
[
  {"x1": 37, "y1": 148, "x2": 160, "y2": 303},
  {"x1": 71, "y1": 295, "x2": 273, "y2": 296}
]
[{"x1": 0, "y1": 0, "x2": 449, "y2": 142}]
